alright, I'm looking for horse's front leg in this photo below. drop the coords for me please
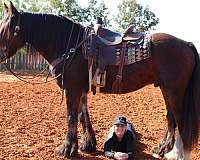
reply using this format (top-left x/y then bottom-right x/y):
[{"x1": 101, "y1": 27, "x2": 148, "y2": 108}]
[
  {"x1": 152, "y1": 108, "x2": 176, "y2": 158},
  {"x1": 79, "y1": 92, "x2": 96, "y2": 152},
  {"x1": 57, "y1": 89, "x2": 82, "y2": 158}
]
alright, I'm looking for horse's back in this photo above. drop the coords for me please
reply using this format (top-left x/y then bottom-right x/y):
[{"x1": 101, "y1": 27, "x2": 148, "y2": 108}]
[
  {"x1": 151, "y1": 33, "x2": 186, "y2": 42},
  {"x1": 102, "y1": 32, "x2": 196, "y2": 93},
  {"x1": 151, "y1": 32, "x2": 195, "y2": 73}
]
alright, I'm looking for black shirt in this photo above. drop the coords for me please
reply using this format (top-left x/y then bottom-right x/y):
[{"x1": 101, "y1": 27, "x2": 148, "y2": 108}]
[{"x1": 104, "y1": 130, "x2": 135, "y2": 159}]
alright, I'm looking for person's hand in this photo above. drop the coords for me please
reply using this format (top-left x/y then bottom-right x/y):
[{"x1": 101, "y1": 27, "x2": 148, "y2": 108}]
[{"x1": 114, "y1": 152, "x2": 128, "y2": 160}]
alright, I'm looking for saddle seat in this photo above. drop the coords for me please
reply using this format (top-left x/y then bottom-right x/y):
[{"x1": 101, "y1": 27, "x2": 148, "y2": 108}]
[
  {"x1": 89, "y1": 22, "x2": 148, "y2": 93},
  {"x1": 96, "y1": 26, "x2": 144, "y2": 46}
]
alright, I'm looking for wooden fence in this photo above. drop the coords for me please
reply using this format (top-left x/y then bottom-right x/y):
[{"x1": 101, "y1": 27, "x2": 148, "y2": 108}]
[{"x1": 0, "y1": 53, "x2": 49, "y2": 71}]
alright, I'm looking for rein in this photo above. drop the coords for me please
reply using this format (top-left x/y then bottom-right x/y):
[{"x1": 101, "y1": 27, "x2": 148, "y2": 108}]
[
  {"x1": 2, "y1": 11, "x2": 93, "y2": 104},
  {"x1": 3, "y1": 29, "x2": 92, "y2": 85},
  {"x1": 2, "y1": 11, "x2": 91, "y2": 83},
  {"x1": 1, "y1": 12, "x2": 56, "y2": 84},
  {"x1": 49, "y1": 28, "x2": 92, "y2": 104}
]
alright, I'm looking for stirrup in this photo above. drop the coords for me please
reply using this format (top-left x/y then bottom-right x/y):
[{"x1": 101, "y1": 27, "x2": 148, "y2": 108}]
[{"x1": 92, "y1": 69, "x2": 106, "y2": 87}]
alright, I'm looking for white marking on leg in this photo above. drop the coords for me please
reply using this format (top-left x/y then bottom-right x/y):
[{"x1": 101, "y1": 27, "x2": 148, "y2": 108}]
[
  {"x1": 164, "y1": 131, "x2": 190, "y2": 160},
  {"x1": 152, "y1": 153, "x2": 160, "y2": 159},
  {"x1": 152, "y1": 131, "x2": 173, "y2": 159}
]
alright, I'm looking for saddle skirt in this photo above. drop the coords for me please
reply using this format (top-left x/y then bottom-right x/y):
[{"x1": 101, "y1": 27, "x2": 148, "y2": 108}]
[
  {"x1": 83, "y1": 26, "x2": 151, "y2": 93},
  {"x1": 88, "y1": 30, "x2": 151, "y2": 72}
]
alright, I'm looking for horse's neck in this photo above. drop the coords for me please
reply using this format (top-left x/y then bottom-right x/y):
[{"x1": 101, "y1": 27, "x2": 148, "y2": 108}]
[{"x1": 21, "y1": 13, "x2": 82, "y2": 63}]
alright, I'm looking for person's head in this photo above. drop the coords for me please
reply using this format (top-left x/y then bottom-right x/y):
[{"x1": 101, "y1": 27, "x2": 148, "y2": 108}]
[{"x1": 113, "y1": 116, "x2": 127, "y2": 140}]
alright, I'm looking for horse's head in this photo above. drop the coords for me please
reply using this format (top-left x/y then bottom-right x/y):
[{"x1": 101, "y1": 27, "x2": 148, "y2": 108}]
[{"x1": 0, "y1": 2, "x2": 24, "y2": 62}]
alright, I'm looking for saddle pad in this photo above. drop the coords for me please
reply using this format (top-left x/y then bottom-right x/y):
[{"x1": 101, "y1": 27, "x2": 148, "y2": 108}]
[{"x1": 117, "y1": 35, "x2": 150, "y2": 65}]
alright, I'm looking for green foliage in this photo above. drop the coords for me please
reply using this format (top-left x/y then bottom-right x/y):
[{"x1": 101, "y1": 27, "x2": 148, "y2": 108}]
[
  {"x1": 0, "y1": 0, "x2": 158, "y2": 32},
  {"x1": 0, "y1": 3, "x2": 3, "y2": 19},
  {"x1": 0, "y1": 0, "x2": 110, "y2": 26},
  {"x1": 133, "y1": 4, "x2": 159, "y2": 32},
  {"x1": 115, "y1": 0, "x2": 137, "y2": 30},
  {"x1": 78, "y1": 0, "x2": 110, "y2": 27},
  {"x1": 48, "y1": 0, "x2": 82, "y2": 20},
  {"x1": 115, "y1": 0, "x2": 159, "y2": 32}
]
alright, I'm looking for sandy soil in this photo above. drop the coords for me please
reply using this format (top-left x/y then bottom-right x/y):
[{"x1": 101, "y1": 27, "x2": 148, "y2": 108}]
[{"x1": 0, "y1": 72, "x2": 199, "y2": 160}]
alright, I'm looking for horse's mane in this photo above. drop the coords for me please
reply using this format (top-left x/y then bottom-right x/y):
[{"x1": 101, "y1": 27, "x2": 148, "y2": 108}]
[{"x1": 20, "y1": 12, "x2": 84, "y2": 56}]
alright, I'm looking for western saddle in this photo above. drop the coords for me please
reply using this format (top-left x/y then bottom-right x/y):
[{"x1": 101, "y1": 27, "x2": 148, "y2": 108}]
[
  {"x1": 95, "y1": 25, "x2": 144, "y2": 46},
  {"x1": 89, "y1": 17, "x2": 145, "y2": 93}
]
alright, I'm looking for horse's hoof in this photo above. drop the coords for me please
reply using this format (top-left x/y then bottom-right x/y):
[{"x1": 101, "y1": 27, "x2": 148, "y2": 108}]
[
  {"x1": 164, "y1": 149, "x2": 178, "y2": 160},
  {"x1": 56, "y1": 144, "x2": 70, "y2": 158},
  {"x1": 70, "y1": 143, "x2": 78, "y2": 156},
  {"x1": 164, "y1": 148, "x2": 190, "y2": 160},
  {"x1": 80, "y1": 135, "x2": 96, "y2": 153},
  {"x1": 152, "y1": 153, "x2": 160, "y2": 159},
  {"x1": 152, "y1": 142, "x2": 173, "y2": 158},
  {"x1": 152, "y1": 146, "x2": 161, "y2": 158},
  {"x1": 80, "y1": 143, "x2": 96, "y2": 153},
  {"x1": 56, "y1": 143, "x2": 78, "y2": 158}
]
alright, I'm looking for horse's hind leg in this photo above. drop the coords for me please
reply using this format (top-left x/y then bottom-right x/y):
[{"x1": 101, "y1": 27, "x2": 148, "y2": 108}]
[
  {"x1": 157, "y1": 86, "x2": 190, "y2": 159},
  {"x1": 57, "y1": 89, "x2": 82, "y2": 158},
  {"x1": 78, "y1": 92, "x2": 96, "y2": 152},
  {"x1": 152, "y1": 87, "x2": 180, "y2": 158},
  {"x1": 163, "y1": 95, "x2": 191, "y2": 160},
  {"x1": 164, "y1": 130, "x2": 190, "y2": 160},
  {"x1": 152, "y1": 108, "x2": 176, "y2": 158}
]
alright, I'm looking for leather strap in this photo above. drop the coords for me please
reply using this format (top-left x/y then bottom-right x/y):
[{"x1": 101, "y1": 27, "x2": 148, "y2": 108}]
[
  {"x1": 112, "y1": 42, "x2": 126, "y2": 93},
  {"x1": 88, "y1": 57, "x2": 96, "y2": 95}
]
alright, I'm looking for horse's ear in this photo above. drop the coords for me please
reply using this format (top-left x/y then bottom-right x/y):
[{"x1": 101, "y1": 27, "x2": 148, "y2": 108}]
[
  {"x1": 9, "y1": 1, "x2": 19, "y2": 15},
  {"x1": 4, "y1": 3, "x2": 9, "y2": 13}
]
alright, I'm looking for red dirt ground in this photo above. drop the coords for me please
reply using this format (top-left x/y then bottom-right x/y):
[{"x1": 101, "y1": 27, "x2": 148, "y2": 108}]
[{"x1": 0, "y1": 72, "x2": 199, "y2": 160}]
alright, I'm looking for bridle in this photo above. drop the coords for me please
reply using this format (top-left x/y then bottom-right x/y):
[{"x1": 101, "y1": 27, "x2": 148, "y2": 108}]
[
  {"x1": 0, "y1": 12, "x2": 94, "y2": 103},
  {"x1": 0, "y1": 12, "x2": 21, "y2": 62},
  {"x1": 48, "y1": 25, "x2": 93, "y2": 104},
  {"x1": 1, "y1": 12, "x2": 48, "y2": 83}
]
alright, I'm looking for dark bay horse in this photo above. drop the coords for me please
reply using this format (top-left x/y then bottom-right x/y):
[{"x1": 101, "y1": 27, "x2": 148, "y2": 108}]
[{"x1": 0, "y1": 2, "x2": 199, "y2": 159}]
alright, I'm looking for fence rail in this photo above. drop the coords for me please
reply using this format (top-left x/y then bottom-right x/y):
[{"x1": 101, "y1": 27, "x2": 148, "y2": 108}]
[{"x1": 0, "y1": 53, "x2": 49, "y2": 71}]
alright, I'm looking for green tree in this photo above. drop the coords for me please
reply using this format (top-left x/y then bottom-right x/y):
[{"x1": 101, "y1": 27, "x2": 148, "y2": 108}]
[
  {"x1": 2, "y1": 0, "x2": 41, "y2": 12},
  {"x1": 1, "y1": 0, "x2": 81, "y2": 18},
  {"x1": 0, "y1": 0, "x2": 110, "y2": 26},
  {"x1": 48, "y1": 0, "x2": 82, "y2": 20},
  {"x1": 79, "y1": 0, "x2": 110, "y2": 27},
  {"x1": 115, "y1": 0, "x2": 159, "y2": 32}
]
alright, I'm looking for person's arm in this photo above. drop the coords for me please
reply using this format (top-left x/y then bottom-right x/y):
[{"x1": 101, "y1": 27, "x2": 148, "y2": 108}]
[
  {"x1": 104, "y1": 139, "x2": 115, "y2": 159},
  {"x1": 104, "y1": 139, "x2": 129, "y2": 160},
  {"x1": 126, "y1": 131, "x2": 136, "y2": 160}
]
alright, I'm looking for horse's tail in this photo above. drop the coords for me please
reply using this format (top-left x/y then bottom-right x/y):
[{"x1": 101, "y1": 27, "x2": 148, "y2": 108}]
[{"x1": 180, "y1": 42, "x2": 200, "y2": 151}]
